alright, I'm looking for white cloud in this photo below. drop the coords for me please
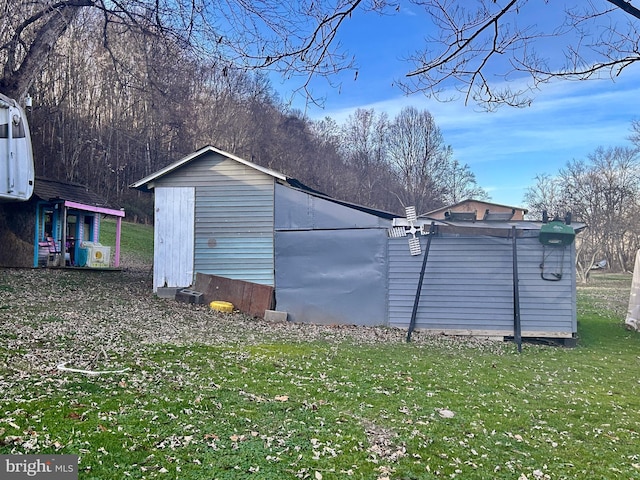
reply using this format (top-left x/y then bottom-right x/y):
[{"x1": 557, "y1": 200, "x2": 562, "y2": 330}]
[{"x1": 301, "y1": 60, "x2": 640, "y2": 208}]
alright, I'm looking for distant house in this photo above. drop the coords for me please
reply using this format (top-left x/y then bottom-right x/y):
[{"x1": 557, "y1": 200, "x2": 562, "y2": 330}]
[
  {"x1": 132, "y1": 146, "x2": 580, "y2": 345},
  {"x1": 427, "y1": 199, "x2": 528, "y2": 221},
  {"x1": 0, "y1": 177, "x2": 125, "y2": 268}
]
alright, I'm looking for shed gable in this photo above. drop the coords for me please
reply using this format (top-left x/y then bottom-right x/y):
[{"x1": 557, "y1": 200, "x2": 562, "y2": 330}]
[{"x1": 152, "y1": 151, "x2": 276, "y2": 286}]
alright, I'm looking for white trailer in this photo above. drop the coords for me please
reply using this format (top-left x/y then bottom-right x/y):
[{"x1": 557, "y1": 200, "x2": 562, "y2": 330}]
[{"x1": 0, "y1": 92, "x2": 34, "y2": 201}]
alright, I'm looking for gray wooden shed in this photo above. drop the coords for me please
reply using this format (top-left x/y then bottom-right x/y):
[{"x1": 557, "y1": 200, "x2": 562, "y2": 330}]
[{"x1": 131, "y1": 146, "x2": 579, "y2": 342}]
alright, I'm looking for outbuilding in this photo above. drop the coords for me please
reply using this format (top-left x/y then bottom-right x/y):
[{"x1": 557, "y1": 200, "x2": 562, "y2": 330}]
[
  {"x1": 0, "y1": 177, "x2": 124, "y2": 268},
  {"x1": 131, "y1": 145, "x2": 579, "y2": 344}
]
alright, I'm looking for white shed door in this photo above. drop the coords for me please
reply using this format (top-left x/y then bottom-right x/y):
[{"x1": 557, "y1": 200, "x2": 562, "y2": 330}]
[{"x1": 154, "y1": 187, "x2": 195, "y2": 291}]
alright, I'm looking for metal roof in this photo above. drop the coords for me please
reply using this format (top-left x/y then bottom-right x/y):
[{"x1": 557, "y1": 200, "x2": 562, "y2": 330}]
[
  {"x1": 130, "y1": 145, "x2": 399, "y2": 220},
  {"x1": 426, "y1": 198, "x2": 529, "y2": 216},
  {"x1": 391, "y1": 216, "x2": 586, "y2": 238}
]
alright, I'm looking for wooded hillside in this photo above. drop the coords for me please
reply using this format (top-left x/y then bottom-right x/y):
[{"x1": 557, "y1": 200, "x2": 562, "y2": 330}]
[{"x1": 7, "y1": 10, "x2": 486, "y2": 222}]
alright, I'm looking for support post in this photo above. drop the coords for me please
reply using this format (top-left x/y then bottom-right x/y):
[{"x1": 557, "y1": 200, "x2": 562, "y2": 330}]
[
  {"x1": 512, "y1": 225, "x2": 522, "y2": 352},
  {"x1": 61, "y1": 205, "x2": 67, "y2": 267},
  {"x1": 407, "y1": 222, "x2": 436, "y2": 343},
  {"x1": 33, "y1": 203, "x2": 41, "y2": 267},
  {"x1": 115, "y1": 216, "x2": 122, "y2": 268}
]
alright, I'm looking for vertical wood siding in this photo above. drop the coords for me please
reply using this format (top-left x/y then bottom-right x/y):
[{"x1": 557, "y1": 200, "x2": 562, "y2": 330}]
[
  {"x1": 388, "y1": 235, "x2": 576, "y2": 337},
  {"x1": 153, "y1": 186, "x2": 195, "y2": 291}
]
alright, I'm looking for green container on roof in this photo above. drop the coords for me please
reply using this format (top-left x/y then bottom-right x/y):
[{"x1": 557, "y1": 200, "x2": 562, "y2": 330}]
[{"x1": 538, "y1": 220, "x2": 576, "y2": 246}]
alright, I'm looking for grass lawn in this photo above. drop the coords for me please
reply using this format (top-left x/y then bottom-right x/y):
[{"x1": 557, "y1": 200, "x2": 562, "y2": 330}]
[
  {"x1": 99, "y1": 218, "x2": 154, "y2": 264},
  {"x1": 1, "y1": 222, "x2": 640, "y2": 479}
]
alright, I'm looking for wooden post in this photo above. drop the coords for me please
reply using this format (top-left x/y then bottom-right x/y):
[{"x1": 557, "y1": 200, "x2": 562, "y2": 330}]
[
  {"x1": 115, "y1": 216, "x2": 122, "y2": 267},
  {"x1": 33, "y1": 203, "x2": 41, "y2": 267},
  {"x1": 61, "y1": 205, "x2": 67, "y2": 267}
]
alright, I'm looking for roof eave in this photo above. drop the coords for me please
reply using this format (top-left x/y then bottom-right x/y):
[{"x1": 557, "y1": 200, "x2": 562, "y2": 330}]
[{"x1": 129, "y1": 145, "x2": 287, "y2": 190}]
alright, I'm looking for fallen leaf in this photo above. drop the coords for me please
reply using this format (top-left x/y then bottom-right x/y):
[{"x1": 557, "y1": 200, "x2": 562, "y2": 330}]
[
  {"x1": 275, "y1": 395, "x2": 289, "y2": 402},
  {"x1": 438, "y1": 409, "x2": 455, "y2": 418}
]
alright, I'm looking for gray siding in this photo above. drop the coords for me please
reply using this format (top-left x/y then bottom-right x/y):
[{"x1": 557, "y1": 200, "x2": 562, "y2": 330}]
[
  {"x1": 275, "y1": 228, "x2": 388, "y2": 326},
  {"x1": 516, "y1": 240, "x2": 577, "y2": 334},
  {"x1": 154, "y1": 152, "x2": 275, "y2": 286},
  {"x1": 274, "y1": 184, "x2": 390, "y2": 326},
  {"x1": 388, "y1": 235, "x2": 576, "y2": 337}
]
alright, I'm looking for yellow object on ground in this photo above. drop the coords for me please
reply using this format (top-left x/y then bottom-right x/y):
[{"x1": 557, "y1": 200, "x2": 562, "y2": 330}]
[{"x1": 209, "y1": 301, "x2": 234, "y2": 313}]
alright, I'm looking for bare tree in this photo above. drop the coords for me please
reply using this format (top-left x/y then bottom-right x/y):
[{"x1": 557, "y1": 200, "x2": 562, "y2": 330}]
[
  {"x1": 28, "y1": 12, "x2": 199, "y2": 195},
  {"x1": 630, "y1": 119, "x2": 640, "y2": 147},
  {"x1": 560, "y1": 147, "x2": 640, "y2": 279},
  {"x1": 0, "y1": 0, "x2": 378, "y2": 103},
  {"x1": 4, "y1": 0, "x2": 640, "y2": 111},
  {"x1": 340, "y1": 108, "x2": 392, "y2": 207},
  {"x1": 387, "y1": 106, "x2": 452, "y2": 214},
  {"x1": 525, "y1": 146, "x2": 640, "y2": 281},
  {"x1": 523, "y1": 173, "x2": 568, "y2": 220},
  {"x1": 398, "y1": 0, "x2": 640, "y2": 110},
  {"x1": 308, "y1": 116, "x2": 354, "y2": 199},
  {"x1": 440, "y1": 159, "x2": 489, "y2": 205}
]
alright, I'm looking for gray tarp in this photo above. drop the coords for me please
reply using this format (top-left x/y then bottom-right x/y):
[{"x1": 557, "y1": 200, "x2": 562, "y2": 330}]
[{"x1": 274, "y1": 228, "x2": 388, "y2": 326}]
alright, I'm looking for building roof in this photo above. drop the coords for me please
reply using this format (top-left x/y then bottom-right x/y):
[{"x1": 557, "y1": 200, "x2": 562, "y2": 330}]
[
  {"x1": 34, "y1": 177, "x2": 124, "y2": 217},
  {"x1": 131, "y1": 145, "x2": 398, "y2": 220},
  {"x1": 392, "y1": 217, "x2": 585, "y2": 238},
  {"x1": 426, "y1": 199, "x2": 528, "y2": 216},
  {"x1": 129, "y1": 145, "x2": 287, "y2": 191}
]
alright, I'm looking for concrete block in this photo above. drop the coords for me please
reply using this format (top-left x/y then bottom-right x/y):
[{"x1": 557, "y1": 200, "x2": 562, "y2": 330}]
[
  {"x1": 264, "y1": 310, "x2": 288, "y2": 323},
  {"x1": 176, "y1": 289, "x2": 204, "y2": 304},
  {"x1": 156, "y1": 287, "x2": 181, "y2": 299}
]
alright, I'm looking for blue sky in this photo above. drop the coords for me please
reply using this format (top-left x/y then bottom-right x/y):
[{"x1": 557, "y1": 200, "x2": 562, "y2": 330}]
[{"x1": 278, "y1": 3, "x2": 640, "y2": 209}]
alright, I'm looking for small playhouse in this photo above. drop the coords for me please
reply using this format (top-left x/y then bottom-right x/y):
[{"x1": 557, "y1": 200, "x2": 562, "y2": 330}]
[
  {"x1": 0, "y1": 177, "x2": 125, "y2": 268},
  {"x1": 132, "y1": 146, "x2": 581, "y2": 345}
]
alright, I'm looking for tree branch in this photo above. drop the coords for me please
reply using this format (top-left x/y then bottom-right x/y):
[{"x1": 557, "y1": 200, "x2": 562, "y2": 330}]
[
  {"x1": 406, "y1": 0, "x2": 518, "y2": 77},
  {"x1": 604, "y1": 0, "x2": 640, "y2": 20},
  {"x1": 1, "y1": 0, "x2": 94, "y2": 98}
]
